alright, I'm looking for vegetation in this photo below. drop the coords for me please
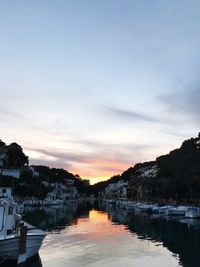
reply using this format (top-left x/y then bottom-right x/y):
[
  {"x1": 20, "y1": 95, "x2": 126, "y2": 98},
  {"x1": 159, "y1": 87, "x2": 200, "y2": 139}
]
[
  {"x1": 1, "y1": 134, "x2": 200, "y2": 202},
  {"x1": 0, "y1": 140, "x2": 90, "y2": 198},
  {"x1": 93, "y1": 134, "x2": 200, "y2": 202},
  {"x1": 155, "y1": 134, "x2": 200, "y2": 200},
  {"x1": 0, "y1": 140, "x2": 28, "y2": 168}
]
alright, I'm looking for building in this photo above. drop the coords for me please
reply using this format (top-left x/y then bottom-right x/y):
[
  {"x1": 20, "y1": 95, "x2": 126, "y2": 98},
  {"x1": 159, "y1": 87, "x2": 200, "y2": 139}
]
[
  {"x1": 29, "y1": 166, "x2": 40, "y2": 177},
  {"x1": 44, "y1": 182, "x2": 79, "y2": 203},
  {"x1": 103, "y1": 180, "x2": 128, "y2": 200},
  {"x1": 0, "y1": 187, "x2": 12, "y2": 198},
  {"x1": 0, "y1": 169, "x2": 21, "y2": 179}
]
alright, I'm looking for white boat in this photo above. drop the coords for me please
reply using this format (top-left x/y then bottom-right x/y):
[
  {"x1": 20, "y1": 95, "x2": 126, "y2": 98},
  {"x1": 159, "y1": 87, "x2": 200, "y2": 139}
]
[
  {"x1": 168, "y1": 205, "x2": 188, "y2": 216},
  {"x1": 0, "y1": 187, "x2": 46, "y2": 263},
  {"x1": 23, "y1": 198, "x2": 64, "y2": 207},
  {"x1": 158, "y1": 205, "x2": 174, "y2": 215},
  {"x1": 185, "y1": 207, "x2": 200, "y2": 218}
]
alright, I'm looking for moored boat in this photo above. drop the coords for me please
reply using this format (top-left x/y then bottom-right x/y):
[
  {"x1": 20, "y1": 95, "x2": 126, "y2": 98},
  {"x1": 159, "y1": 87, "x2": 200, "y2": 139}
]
[
  {"x1": 185, "y1": 207, "x2": 200, "y2": 218},
  {"x1": 0, "y1": 187, "x2": 46, "y2": 263},
  {"x1": 168, "y1": 206, "x2": 188, "y2": 216}
]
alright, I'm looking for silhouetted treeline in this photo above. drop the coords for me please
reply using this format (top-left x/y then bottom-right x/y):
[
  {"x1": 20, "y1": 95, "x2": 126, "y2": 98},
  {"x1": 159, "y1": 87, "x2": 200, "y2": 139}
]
[
  {"x1": 2, "y1": 134, "x2": 200, "y2": 201},
  {"x1": 0, "y1": 139, "x2": 90, "y2": 198},
  {"x1": 0, "y1": 140, "x2": 28, "y2": 168},
  {"x1": 93, "y1": 134, "x2": 200, "y2": 202},
  {"x1": 156, "y1": 134, "x2": 200, "y2": 200}
]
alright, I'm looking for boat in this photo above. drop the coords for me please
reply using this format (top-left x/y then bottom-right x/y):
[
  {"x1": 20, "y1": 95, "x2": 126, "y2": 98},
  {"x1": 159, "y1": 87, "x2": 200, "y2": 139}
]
[
  {"x1": 23, "y1": 199, "x2": 64, "y2": 207},
  {"x1": 157, "y1": 205, "x2": 174, "y2": 215},
  {"x1": 185, "y1": 207, "x2": 200, "y2": 218},
  {"x1": 0, "y1": 187, "x2": 46, "y2": 263},
  {"x1": 168, "y1": 205, "x2": 188, "y2": 216}
]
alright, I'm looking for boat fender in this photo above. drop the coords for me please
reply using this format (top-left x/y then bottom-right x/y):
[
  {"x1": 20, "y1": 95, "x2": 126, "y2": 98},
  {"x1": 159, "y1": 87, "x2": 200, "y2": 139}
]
[
  {"x1": 17, "y1": 224, "x2": 27, "y2": 266},
  {"x1": 15, "y1": 214, "x2": 21, "y2": 232}
]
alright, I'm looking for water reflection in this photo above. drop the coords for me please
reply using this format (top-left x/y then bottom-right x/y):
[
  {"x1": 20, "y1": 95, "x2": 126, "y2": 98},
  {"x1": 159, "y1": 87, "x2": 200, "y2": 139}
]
[
  {"x1": 107, "y1": 206, "x2": 200, "y2": 267},
  {"x1": 22, "y1": 203, "x2": 81, "y2": 231},
  {"x1": 2, "y1": 202, "x2": 200, "y2": 267},
  {"x1": 39, "y1": 205, "x2": 179, "y2": 267}
]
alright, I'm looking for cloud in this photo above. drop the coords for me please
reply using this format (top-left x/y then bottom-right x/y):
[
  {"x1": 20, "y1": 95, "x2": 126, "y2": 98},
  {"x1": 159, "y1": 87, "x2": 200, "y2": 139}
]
[
  {"x1": 30, "y1": 158, "x2": 72, "y2": 170},
  {"x1": 0, "y1": 106, "x2": 28, "y2": 123},
  {"x1": 24, "y1": 140, "x2": 155, "y2": 181},
  {"x1": 26, "y1": 146, "x2": 134, "y2": 167},
  {"x1": 158, "y1": 128, "x2": 192, "y2": 139},
  {"x1": 25, "y1": 140, "x2": 153, "y2": 164},
  {"x1": 27, "y1": 147, "x2": 133, "y2": 181},
  {"x1": 159, "y1": 88, "x2": 200, "y2": 124},
  {"x1": 27, "y1": 148, "x2": 92, "y2": 163},
  {"x1": 107, "y1": 107, "x2": 159, "y2": 123}
]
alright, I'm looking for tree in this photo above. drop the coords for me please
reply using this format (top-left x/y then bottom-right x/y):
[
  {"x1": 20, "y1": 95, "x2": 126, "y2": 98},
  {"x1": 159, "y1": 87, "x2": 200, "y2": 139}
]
[
  {"x1": 0, "y1": 140, "x2": 6, "y2": 148},
  {"x1": 6, "y1": 142, "x2": 29, "y2": 168}
]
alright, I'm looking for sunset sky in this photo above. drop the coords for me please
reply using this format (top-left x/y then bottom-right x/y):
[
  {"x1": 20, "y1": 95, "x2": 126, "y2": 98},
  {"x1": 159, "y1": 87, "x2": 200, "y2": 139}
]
[{"x1": 0, "y1": 1, "x2": 200, "y2": 184}]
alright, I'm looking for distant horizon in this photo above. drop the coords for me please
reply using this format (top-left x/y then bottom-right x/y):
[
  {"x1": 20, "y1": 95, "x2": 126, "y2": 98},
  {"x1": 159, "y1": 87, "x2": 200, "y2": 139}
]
[
  {"x1": 2, "y1": 132, "x2": 197, "y2": 185},
  {"x1": 1, "y1": 1, "x2": 200, "y2": 184},
  {"x1": 29, "y1": 132, "x2": 200, "y2": 185}
]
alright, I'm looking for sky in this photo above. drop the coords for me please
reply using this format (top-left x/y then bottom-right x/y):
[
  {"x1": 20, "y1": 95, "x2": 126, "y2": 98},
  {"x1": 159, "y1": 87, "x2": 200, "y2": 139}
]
[{"x1": 0, "y1": 0, "x2": 200, "y2": 184}]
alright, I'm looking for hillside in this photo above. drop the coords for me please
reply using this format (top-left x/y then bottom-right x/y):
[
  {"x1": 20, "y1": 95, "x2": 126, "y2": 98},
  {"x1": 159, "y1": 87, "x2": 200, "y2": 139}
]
[
  {"x1": 0, "y1": 140, "x2": 91, "y2": 198},
  {"x1": 93, "y1": 134, "x2": 200, "y2": 202},
  {"x1": 1, "y1": 134, "x2": 200, "y2": 202}
]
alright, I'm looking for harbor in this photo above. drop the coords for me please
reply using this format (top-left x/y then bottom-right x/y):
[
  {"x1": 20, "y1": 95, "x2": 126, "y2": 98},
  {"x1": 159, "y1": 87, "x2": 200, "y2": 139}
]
[
  {"x1": 1, "y1": 201, "x2": 200, "y2": 267},
  {"x1": 1, "y1": 1, "x2": 200, "y2": 265}
]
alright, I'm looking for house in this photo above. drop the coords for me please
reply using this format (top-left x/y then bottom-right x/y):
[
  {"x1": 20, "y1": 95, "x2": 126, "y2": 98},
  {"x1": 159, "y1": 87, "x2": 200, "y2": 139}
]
[
  {"x1": 0, "y1": 147, "x2": 21, "y2": 179},
  {"x1": 29, "y1": 166, "x2": 40, "y2": 177},
  {"x1": 0, "y1": 187, "x2": 12, "y2": 198},
  {"x1": 136, "y1": 165, "x2": 158, "y2": 178},
  {"x1": 104, "y1": 180, "x2": 128, "y2": 200},
  {"x1": 44, "y1": 182, "x2": 79, "y2": 203},
  {"x1": 0, "y1": 169, "x2": 21, "y2": 179}
]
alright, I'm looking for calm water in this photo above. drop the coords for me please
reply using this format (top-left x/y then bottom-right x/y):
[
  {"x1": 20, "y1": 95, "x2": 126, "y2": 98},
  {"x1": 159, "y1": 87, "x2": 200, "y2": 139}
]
[{"x1": 4, "y1": 202, "x2": 200, "y2": 267}]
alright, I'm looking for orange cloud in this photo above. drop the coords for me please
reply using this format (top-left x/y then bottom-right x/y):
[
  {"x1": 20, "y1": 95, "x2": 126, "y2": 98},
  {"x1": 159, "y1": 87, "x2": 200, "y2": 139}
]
[
  {"x1": 71, "y1": 159, "x2": 132, "y2": 184},
  {"x1": 27, "y1": 146, "x2": 133, "y2": 184}
]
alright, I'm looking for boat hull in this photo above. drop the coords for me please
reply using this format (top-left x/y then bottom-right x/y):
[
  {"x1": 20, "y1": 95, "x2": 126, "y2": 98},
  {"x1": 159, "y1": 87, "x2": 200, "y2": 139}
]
[
  {"x1": 0, "y1": 234, "x2": 45, "y2": 261},
  {"x1": 185, "y1": 209, "x2": 200, "y2": 218}
]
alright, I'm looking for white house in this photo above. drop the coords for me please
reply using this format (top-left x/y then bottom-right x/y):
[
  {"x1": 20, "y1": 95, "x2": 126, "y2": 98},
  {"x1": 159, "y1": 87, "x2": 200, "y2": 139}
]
[
  {"x1": 104, "y1": 180, "x2": 128, "y2": 200},
  {"x1": 0, "y1": 169, "x2": 21, "y2": 179},
  {"x1": 29, "y1": 166, "x2": 40, "y2": 177},
  {"x1": 137, "y1": 165, "x2": 158, "y2": 178},
  {"x1": 0, "y1": 187, "x2": 12, "y2": 198},
  {"x1": 45, "y1": 183, "x2": 79, "y2": 203}
]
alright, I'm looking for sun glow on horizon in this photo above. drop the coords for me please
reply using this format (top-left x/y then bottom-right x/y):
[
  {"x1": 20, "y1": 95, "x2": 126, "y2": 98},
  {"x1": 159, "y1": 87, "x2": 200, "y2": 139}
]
[
  {"x1": 77, "y1": 168, "x2": 128, "y2": 184},
  {"x1": 28, "y1": 149, "x2": 133, "y2": 185},
  {"x1": 87, "y1": 176, "x2": 111, "y2": 185},
  {"x1": 71, "y1": 159, "x2": 133, "y2": 185}
]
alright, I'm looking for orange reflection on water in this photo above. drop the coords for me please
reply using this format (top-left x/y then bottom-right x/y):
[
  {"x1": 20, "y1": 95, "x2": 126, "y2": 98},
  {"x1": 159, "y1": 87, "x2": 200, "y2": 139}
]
[
  {"x1": 89, "y1": 209, "x2": 108, "y2": 220},
  {"x1": 74, "y1": 209, "x2": 127, "y2": 242}
]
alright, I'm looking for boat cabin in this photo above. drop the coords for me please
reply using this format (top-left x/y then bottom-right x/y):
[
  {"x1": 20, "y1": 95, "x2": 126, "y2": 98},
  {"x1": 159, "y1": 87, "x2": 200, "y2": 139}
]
[{"x1": 0, "y1": 187, "x2": 21, "y2": 237}]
